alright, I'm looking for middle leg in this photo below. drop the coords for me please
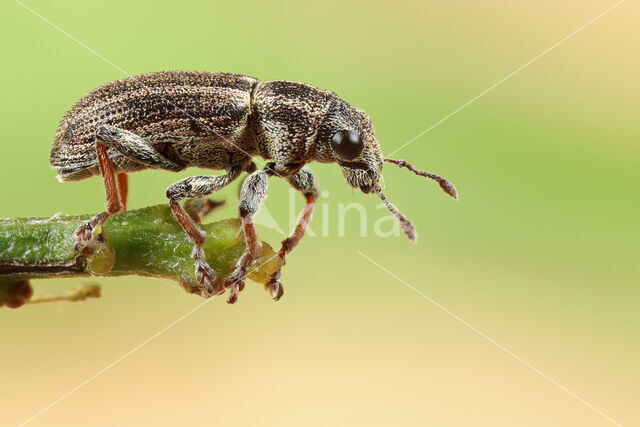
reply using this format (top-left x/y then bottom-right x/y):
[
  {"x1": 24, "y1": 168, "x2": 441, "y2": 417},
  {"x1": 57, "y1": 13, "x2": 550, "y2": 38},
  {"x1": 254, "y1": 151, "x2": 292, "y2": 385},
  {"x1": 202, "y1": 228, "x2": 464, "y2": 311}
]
[{"x1": 166, "y1": 167, "x2": 242, "y2": 294}]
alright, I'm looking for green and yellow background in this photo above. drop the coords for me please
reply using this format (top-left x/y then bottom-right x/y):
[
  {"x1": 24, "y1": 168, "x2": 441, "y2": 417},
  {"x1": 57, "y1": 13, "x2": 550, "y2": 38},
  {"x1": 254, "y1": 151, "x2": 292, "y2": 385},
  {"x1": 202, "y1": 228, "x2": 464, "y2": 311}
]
[{"x1": 1, "y1": 0, "x2": 638, "y2": 425}]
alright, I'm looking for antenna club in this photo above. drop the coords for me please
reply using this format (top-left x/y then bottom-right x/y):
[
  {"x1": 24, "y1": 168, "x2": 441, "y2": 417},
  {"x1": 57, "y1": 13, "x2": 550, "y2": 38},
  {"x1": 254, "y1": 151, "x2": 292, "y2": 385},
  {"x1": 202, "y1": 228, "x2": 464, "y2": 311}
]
[
  {"x1": 374, "y1": 187, "x2": 417, "y2": 243},
  {"x1": 440, "y1": 180, "x2": 458, "y2": 199}
]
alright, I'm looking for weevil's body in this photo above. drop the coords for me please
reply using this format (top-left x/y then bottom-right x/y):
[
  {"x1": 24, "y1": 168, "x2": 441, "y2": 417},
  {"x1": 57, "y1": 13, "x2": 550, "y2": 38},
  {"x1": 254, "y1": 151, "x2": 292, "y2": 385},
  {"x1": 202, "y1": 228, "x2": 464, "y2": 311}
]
[
  {"x1": 50, "y1": 71, "x2": 456, "y2": 303},
  {"x1": 51, "y1": 71, "x2": 366, "y2": 182},
  {"x1": 52, "y1": 72, "x2": 258, "y2": 180}
]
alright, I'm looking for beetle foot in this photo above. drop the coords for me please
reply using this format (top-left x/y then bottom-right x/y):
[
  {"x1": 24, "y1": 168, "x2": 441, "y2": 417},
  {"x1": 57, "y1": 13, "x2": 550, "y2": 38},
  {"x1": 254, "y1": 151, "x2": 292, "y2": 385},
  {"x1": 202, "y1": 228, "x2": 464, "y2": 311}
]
[
  {"x1": 223, "y1": 266, "x2": 247, "y2": 304},
  {"x1": 74, "y1": 223, "x2": 93, "y2": 251},
  {"x1": 192, "y1": 246, "x2": 216, "y2": 294},
  {"x1": 263, "y1": 244, "x2": 287, "y2": 301},
  {"x1": 265, "y1": 275, "x2": 284, "y2": 301},
  {"x1": 226, "y1": 282, "x2": 244, "y2": 304},
  {"x1": 224, "y1": 248, "x2": 259, "y2": 303},
  {"x1": 74, "y1": 212, "x2": 109, "y2": 253}
]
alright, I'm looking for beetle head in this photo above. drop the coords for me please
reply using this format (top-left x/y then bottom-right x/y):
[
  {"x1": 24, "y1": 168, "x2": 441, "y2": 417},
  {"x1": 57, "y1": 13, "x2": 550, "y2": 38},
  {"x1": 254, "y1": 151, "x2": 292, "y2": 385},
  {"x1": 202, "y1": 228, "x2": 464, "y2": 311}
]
[
  {"x1": 315, "y1": 95, "x2": 458, "y2": 243},
  {"x1": 316, "y1": 98, "x2": 383, "y2": 194}
]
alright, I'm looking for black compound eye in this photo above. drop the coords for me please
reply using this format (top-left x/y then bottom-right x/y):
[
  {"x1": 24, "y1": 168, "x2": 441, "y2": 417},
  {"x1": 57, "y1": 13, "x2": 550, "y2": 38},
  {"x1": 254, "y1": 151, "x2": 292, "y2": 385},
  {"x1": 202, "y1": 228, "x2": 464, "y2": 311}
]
[{"x1": 330, "y1": 130, "x2": 363, "y2": 160}]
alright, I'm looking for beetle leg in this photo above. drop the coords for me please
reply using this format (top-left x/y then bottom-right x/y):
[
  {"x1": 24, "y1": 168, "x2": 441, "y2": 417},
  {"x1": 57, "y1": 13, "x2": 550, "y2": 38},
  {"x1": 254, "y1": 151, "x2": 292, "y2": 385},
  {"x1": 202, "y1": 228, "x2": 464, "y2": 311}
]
[
  {"x1": 265, "y1": 167, "x2": 319, "y2": 300},
  {"x1": 224, "y1": 166, "x2": 272, "y2": 303},
  {"x1": 75, "y1": 125, "x2": 182, "y2": 251},
  {"x1": 74, "y1": 140, "x2": 124, "y2": 251},
  {"x1": 117, "y1": 173, "x2": 128, "y2": 210},
  {"x1": 96, "y1": 125, "x2": 184, "y2": 172},
  {"x1": 166, "y1": 168, "x2": 242, "y2": 295}
]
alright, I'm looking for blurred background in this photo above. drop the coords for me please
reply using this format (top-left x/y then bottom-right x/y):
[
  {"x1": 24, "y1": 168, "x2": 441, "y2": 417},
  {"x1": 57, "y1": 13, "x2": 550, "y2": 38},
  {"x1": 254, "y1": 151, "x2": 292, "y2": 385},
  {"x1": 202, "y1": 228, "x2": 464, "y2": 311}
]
[{"x1": 1, "y1": 0, "x2": 638, "y2": 425}]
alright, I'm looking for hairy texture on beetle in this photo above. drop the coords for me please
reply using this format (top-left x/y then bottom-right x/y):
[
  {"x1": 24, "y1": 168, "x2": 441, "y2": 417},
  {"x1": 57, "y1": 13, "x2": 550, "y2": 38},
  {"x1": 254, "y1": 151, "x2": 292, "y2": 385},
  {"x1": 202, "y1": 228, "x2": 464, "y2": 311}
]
[
  {"x1": 166, "y1": 167, "x2": 242, "y2": 201},
  {"x1": 50, "y1": 71, "x2": 457, "y2": 303},
  {"x1": 286, "y1": 167, "x2": 320, "y2": 199},
  {"x1": 96, "y1": 125, "x2": 184, "y2": 171},
  {"x1": 50, "y1": 71, "x2": 383, "y2": 187},
  {"x1": 51, "y1": 71, "x2": 258, "y2": 181},
  {"x1": 238, "y1": 169, "x2": 270, "y2": 217},
  {"x1": 251, "y1": 80, "x2": 333, "y2": 174}
]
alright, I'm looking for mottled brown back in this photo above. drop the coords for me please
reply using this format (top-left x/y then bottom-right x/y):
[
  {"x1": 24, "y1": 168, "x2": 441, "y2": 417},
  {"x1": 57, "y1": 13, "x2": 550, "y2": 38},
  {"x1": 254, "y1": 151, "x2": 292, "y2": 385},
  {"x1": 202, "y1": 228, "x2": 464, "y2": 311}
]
[{"x1": 50, "y1": 71, "x2": 258, "y2": 181}]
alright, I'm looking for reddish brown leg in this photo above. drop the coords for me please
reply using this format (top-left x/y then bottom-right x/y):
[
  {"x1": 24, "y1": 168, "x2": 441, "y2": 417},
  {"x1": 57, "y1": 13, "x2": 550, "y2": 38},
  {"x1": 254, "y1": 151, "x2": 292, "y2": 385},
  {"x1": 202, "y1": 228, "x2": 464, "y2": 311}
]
[
  {"x1": 222, "y1": 167, "x2": 271, "y2": 304},
  {"x1": 169, "y1": 200, "x2": 216, "y2": 294},
  {"x1": 169, "y1": 201, "x2": 205, "y2": 246},
  {"x1": 225, "y1": 212, "x2": 263, "y2": 303},
  {"x1": 165, "y1": 171, "x2": 242, "y2": 295},
  {"x1": 75, "y1": 142, "x2": 123, "y2": 250},
  {"x1": 117, "y1": 173, "x2": 128, "y2": 211},
  {"x1": 266, "y1": 194, "x2": 315, "y2": 300}
]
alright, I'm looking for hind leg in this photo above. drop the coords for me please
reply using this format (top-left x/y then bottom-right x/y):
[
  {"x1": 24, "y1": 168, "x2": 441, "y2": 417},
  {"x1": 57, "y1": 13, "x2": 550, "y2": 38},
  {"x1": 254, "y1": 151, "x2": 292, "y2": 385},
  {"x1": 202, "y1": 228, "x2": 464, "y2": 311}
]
[
  {"x1": 96, "y1": 125, "x2": 183, "y2": 172},
  {"x1": 76, "y1": 126, "x2": 182, "y2": 251},
  {"x1": 75, "y1": 141, "x2": 124, "y2": 251},
  {"x1": 166, "y1": 167, "x2": 243, "y2": 294},
  {"x1": 117, "y1": 173, "x2": 128, "y2": 210}
]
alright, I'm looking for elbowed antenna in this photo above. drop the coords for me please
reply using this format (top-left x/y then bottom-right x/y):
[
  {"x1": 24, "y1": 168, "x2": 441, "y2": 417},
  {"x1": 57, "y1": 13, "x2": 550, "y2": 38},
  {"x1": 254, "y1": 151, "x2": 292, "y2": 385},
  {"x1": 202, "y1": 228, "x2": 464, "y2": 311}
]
[
  {"x1": 374, "y1": 159, "x2": 457, "y2": 242},
  {"x1": 384, "y1": 158, "x2": 458, "y2": 199}
]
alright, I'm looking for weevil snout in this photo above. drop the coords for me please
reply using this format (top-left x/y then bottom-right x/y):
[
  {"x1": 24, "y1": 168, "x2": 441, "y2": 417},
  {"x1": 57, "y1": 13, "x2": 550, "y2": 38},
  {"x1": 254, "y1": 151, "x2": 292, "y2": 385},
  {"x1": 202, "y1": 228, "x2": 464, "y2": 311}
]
[
  {"x1": 337, "y1": 136, "x2": 384, "y2": 193},
  {"x1": 339, "y1": 155, "x2": 383, "y2": 194},
  {"x1": 361, "y1": 166, "x2": 381, "y2": 193}
]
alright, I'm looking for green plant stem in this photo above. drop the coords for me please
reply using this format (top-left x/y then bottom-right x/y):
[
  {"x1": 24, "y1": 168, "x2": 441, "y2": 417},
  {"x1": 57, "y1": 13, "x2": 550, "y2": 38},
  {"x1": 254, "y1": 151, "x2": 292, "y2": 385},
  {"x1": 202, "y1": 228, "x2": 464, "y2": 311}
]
[{"x1": 0, "y1": 202, "x2": 282, "y2": 308}]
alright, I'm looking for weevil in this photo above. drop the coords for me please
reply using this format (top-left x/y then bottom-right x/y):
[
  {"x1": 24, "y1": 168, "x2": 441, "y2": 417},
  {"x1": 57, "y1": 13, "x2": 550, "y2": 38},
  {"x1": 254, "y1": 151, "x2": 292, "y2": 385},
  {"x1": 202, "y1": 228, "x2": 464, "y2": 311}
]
[{"x1": 50, "y1": 71, "x2": 457, "y2": 303}]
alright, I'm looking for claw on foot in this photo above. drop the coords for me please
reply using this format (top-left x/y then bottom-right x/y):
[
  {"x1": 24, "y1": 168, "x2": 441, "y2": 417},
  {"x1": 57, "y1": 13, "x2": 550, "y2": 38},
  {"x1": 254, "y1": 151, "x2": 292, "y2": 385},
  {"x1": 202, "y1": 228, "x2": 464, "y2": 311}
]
[
  {"x1": 265, "y1": 278, "x2": 284, "y2": 301},
  {"x1": 262, "y1": 244, "x2": 287, "y2": 301},
  {"x1": 74, "y1": 224, "x2": 102, "y2": 253},
  {"x1": 194, "y1": 260, "x2": 216, "y2": 294},
  {"x1": 74, "y1": 223, "x2": 93, "y2": 252},
  {"x1": 227, "y1": 284, "x2": 240, "y2": 304},
  {"x1": 223, "y1": 248, "x2": 259, "y2": 303},
  {"x1": 224, "y1": 268, "x2": 246, "y2": 304},
  {"x1": 74, "y1": 212, "x2": 109, "y2": 253}
]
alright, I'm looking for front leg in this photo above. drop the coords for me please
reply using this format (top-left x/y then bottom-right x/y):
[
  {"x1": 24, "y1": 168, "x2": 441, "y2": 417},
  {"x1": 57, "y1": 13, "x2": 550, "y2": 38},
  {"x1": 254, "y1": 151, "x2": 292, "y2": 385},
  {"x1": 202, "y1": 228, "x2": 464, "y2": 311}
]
[
  {"x1": 224, "y1": 166, "x2": 272, "y2": 303},
  {"x1": 266, "y1": 167, "x2": 319, "y2": 300}
]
